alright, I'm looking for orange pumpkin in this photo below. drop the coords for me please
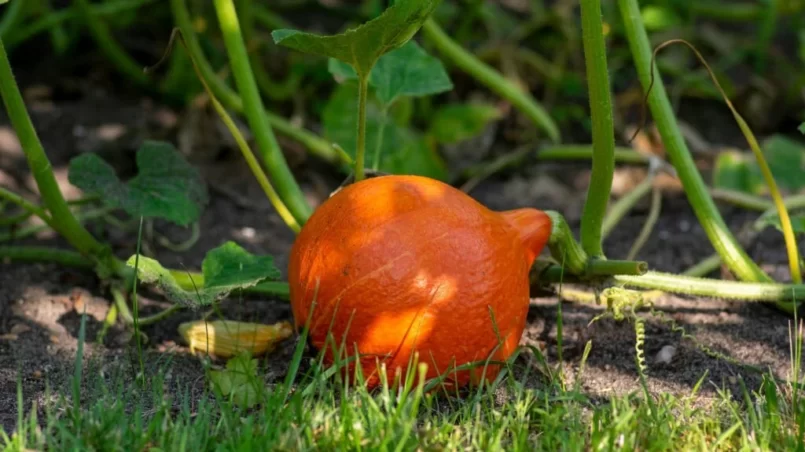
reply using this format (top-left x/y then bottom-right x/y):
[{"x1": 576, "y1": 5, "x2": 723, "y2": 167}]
[{"x1": 288, "y1": 175, "x2": 551, "y2": 388}]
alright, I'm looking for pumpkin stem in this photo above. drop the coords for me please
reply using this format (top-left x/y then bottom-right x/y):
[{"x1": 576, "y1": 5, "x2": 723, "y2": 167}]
[{"x1": 500, "y1": 208, "x2": 553, "y2": 265}]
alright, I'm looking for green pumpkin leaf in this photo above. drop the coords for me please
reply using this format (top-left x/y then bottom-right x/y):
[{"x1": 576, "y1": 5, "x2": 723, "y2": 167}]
[
  {"x1": 68, "y1": 141, "x2": 208, "y2": 226},
  {"x1": 272, "y1": 0, "x2": 441, "y2": 76},
  {"x1": 761, "y1": 135, "x2": 805, "y2": 192},
  {"x1": 328, "y1": 40, "x2": 452, "y2": 106},
  {"x1": 126, "y1": 242, "x2": 280, "y2": 308},
  {"x1": 322, "y1": 82, "x2": 447, "y2": 180},
  {"x1": 428, "y1": 103, "x2": 502, "y2": 144},
  {"x1": 712, "y1": 150, "x2": 764, "y2": 195},
  {"x1": 755, "y1": 213, "x2": 805, "y2": 235},
  {"x1": 209, "y1": 353, "x2": 260, "y2": 409}
]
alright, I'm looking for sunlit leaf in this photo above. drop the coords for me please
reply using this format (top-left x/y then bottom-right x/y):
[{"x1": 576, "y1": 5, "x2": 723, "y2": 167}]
[
  {"x1": 68, "y1": 141, "x2": 208, "y2": 226},
  {"x1": 209, "y1": 353, "x2": 260, "y2": 409},
  {"x1": 272, "y1": 0, "x2": 441, "y2": 75},
  {"x1": 328, "y1": 40, "x2": 452, "y2": 106},
  {"x1": 798, "y1": 122, "x2": 805, "y2": 135},
  {"x1": 126, "y1": 242, "x2": 280, "y2": 308},
  {"x1": 322, "y1": 82, "x2": 447, "y2": 180},
  {"x1": 428, "y1": 103, "x2": 502, "y2": 144}
]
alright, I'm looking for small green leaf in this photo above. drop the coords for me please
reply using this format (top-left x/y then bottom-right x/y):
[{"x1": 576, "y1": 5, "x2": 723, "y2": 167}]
[
  {"x1": 68, "y1": 141, "x2": 208, "y2": 226},
  {"x1": 322, "y1": 82, "x2": 447, "y2": 180},
  {"x1": 761, "y1": 135, "x2": 805, "y2": 192},
  {"x1": 428, "y1": 103, "x2": 502, "y2": 144},
  {"x1": 272, "y1": 0, "x2": 441, "y2": 76},
  {"x1": 755, "y1": 212, "x2": 805, "y2": 234},
  {"x1": 641, "y1": 5, "x2": 682, "y2": 31},
  {"x1": 328, "y1": 40, "x2": 452, "y2": 106},
  {"x1": 798, "y1": 122, "x2": 805, "y2": 135},
  {"x1": 126, "y1": 242, "x2": 280, "y2": 308},
  {"x1": 712, "y1": 150, "x2": 764, "y2": 195},
  {"x1": 210, "y1": 353, "x2": 260, "y2": 409}
]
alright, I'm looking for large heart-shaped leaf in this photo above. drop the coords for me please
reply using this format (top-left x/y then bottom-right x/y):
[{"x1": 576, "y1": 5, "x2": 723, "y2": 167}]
[
  {"x1": 328, "y1": 40, "x2": 452, "y2": 106},
  {"x1": 68, "y1": 141, "x2": 208, "y2": 226},
  {"x1": 322, "y1": 82, "x2": 447, "y2": 180},
  {"x1": 272, "y1": 0, "x2": 441, "y2": 76},
  {"x1": 126, "y1": 242, "x2": 281, "y2": 308}
]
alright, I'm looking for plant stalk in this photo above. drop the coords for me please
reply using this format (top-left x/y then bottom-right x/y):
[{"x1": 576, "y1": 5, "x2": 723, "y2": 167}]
[
  {"x1": 617, "y1": 0, "x2": 770, "y2": 283},
  {"x1": 212, "y1": 0, "x2": 311, "y2": 224},
  {"x1": 170, "y1": 0, "x2": 346, "y2": 165},
  {"x1": 421, "y1": 19, "x2": 560, "y2": 143},
  {"x1": 579, "y1": 0, "x2": 616, "y2": 258},
  {"x1": 354, "y1": 74, "x2": 369, "y2": 181},
  {"x1": 0, "y1": 39, "x2": 113, "y2": 268},
  {"x1": 74, "y1": 0, "x2": 150, "y2": 88}
]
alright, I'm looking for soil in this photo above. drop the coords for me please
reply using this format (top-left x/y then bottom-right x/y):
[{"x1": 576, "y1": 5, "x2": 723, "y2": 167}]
[{"x1": 1, "y1": 68, "x2": 803, "y2": 434}]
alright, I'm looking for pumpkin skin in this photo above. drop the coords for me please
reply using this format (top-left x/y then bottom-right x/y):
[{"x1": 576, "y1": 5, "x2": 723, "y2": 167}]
[{"x1": 288, "y1": 175, "x2": 551, "y2": 388}]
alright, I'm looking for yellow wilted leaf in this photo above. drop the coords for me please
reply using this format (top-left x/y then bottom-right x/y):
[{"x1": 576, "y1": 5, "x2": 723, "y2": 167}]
[{"x1": 178, "y1": 320, "x2": 293, "y2": 358}]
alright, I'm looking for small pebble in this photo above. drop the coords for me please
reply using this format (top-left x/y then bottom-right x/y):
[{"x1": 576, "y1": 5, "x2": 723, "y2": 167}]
[{"x1": 654, "y1": 345, "x2": 677, "y2": 364}]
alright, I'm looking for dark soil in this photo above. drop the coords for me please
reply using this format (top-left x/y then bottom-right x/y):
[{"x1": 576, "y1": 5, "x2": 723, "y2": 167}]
[{"x1": 1, "y1": 76, "x2": 802, "y2": 434}]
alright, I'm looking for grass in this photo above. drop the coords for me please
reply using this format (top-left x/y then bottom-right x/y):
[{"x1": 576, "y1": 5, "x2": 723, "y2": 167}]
[{"x1": 3, "y1": 312, "x2": 804, "y2": 451}]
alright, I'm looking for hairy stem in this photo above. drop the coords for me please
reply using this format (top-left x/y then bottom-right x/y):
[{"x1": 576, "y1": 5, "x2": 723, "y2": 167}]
[
  {"x1": 422, "y1": 19, "x2": 560, "y2": 143},
  {"x1": 618, "y1": 0, "x2": 770, "y2": 283},
  {"x1": 579, "y1": 0, "x2": 616, "y2": 258},
  {"x1": 212, "y1": 0, "x2": 311, "y2": 224},
  {"x1": 615, "y1": 272, "x2": 804, "y2": 306}
]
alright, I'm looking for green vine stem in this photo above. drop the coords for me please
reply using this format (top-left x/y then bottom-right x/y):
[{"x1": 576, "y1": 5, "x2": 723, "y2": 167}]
[
  {"x1": 169, "y1": 0, "x2": 346, "y2": 166},
  {"x1": 74, "y1": 0, "x2": 150, "y2": 89},
  {"x1": 212, "y1": 0, "x2": 311, "y2": 224},
  {"x1": 0, "y1": 246, "x2": 94, "y2": 269},
  {"x1": 354, "y1": 74, "x2": 369, "y2": 181},
  {"x1": 0, "y1": 206, "x2": 113, "y2": 243},
  {"x1": 601, "y1": 172, "x2": 655, "y2": 240},
  {"x1": 650, "y1": 39, "x2": 801, "y2": 284},
  {"x1": 421, "y1": 19, "x2": 560, "y2": 143},
  {"x1": 155, "y1": 29, "x2": 301, "y2": 233},
  {"x1": 614, "y1": 272, "x2": 805, "y2": 304},
  {"x1": 683, "y1": 253, "x2": 722, "y2": 277},
  {"x1": 0, "y1": 186, "x2": 54, "y2": 225},
  {"x1": 618, "y1": 0, "x2": 770, "y2": 284},
  {"x1": 5, "y1": 0, "x2": 157, "y2": 49},
  {"x1": 579, "y1": 0, "x2": 616, "y2": 258},
  {"x1": 626, "y1": 188, "x2": 662, "y2": 260},
  {"x1": 0, "y1": 246, "x2": 291, "y2": 299},
  {"x1": 0, "y1": 0, "x2": 26, "y2": 40},
  {"x1": 0, "y1": 39, "x2": 116, "y2": 271},
  {"x1": 538, "y1": 145, "x2": 650, "y2": 164},
  {"x1": 545, "y1": 211, "x2": 647, "y2": 277}
]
